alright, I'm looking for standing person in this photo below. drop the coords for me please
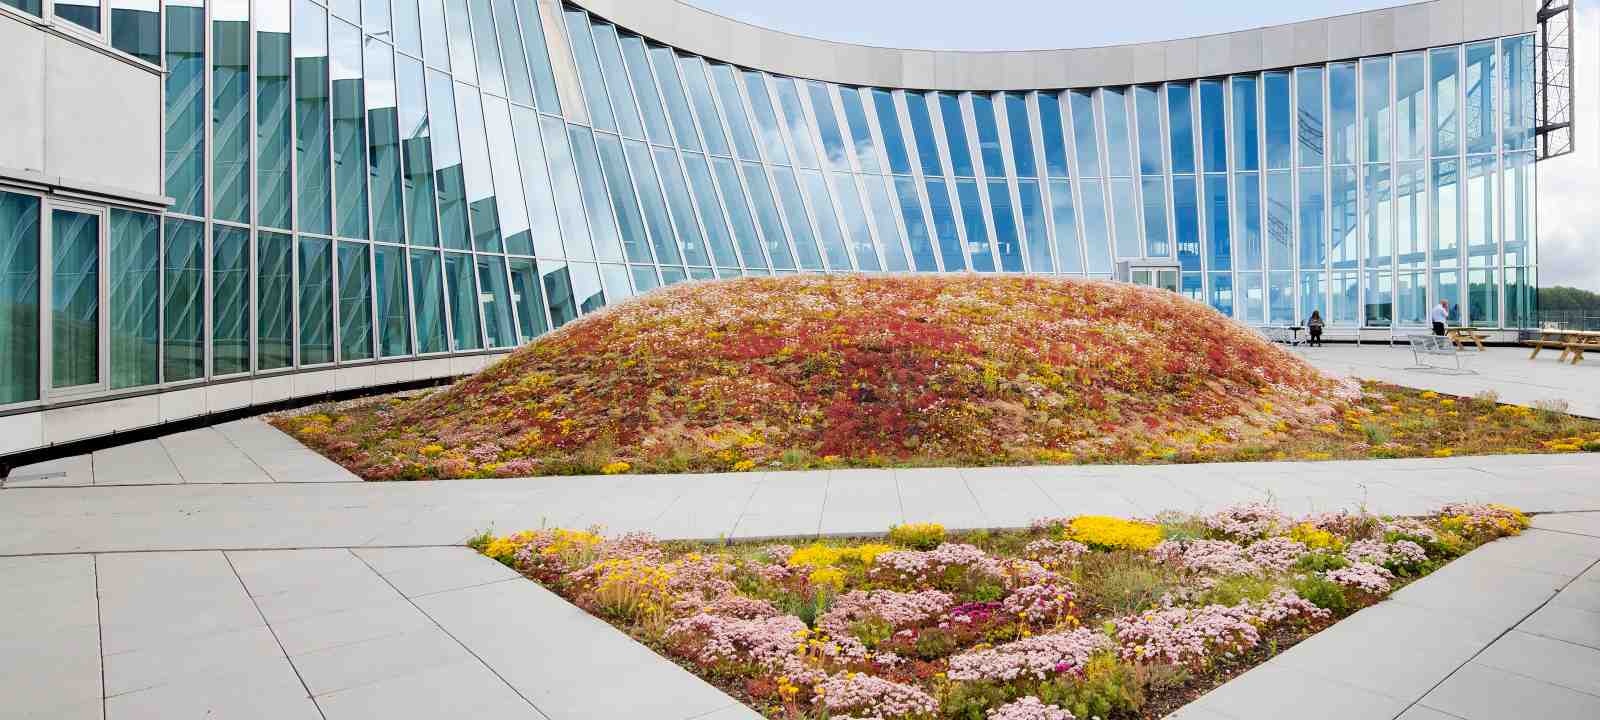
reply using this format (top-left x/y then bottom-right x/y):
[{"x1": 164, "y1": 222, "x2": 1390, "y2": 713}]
[
  {"x1": 1307, "y1": 310, "x2": 1324, "y2": 347},
  {"x1": 1429, "y1": 300, "x2": 1450, "y2": 337}
]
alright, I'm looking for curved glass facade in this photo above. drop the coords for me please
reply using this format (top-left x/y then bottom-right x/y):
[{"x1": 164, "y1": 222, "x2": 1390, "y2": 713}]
[{"x1": 0, "y1": 0, "x2": 1541, "y2": 411}]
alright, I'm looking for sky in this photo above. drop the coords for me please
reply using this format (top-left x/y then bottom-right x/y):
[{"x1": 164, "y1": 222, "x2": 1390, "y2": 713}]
[{"x1": 688, "y1": 0, "x2": 1600, "y2": 291}]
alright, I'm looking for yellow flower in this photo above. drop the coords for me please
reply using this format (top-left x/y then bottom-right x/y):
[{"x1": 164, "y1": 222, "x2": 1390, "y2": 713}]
[
  {"x1": 732, "y1": 459, "x2": 756, "y2": 471},
  {"x1": 1431, "y1": 448, "x2": 1455, "y2": 458},
  {"x1": 808, "y1": 567, "x2": 846, "y2": 592},
  {"x1": 1289, "y1": 523, "x2": 1343, "y2": 551},
  {"x1": 419, "y1": 444, "x2": 445, "y2": 457},
  {"x1": 601, "y1": 461, "x2": 632, "y2": 475},
  {"x1": 1063, "y1": 516, "x2": 1162, "y2": 551}
]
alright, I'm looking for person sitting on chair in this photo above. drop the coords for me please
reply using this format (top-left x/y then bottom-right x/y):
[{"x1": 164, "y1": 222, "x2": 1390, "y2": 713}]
[
  {"x1": 1307, "y1": 310, "x2": 1324, "y2": 347},
  {"x1": 1429, "y1": 300, "x2": 1450, "y2": 337}
]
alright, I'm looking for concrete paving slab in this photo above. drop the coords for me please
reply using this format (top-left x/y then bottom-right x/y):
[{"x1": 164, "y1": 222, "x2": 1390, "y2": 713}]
[
  {"x1": 1387, "y1": 549, "x2": 1569, "y2": 631},
  {"x1": 1474, "y1": 630, "x2": 1600, "y2": 697},
  {"x1": 1420, "y1": 661, "x2": 1600, "y2": 720},
  {"x1": 91, "y1": 440, "x2": 181, "y2": 485},
  {"x1": 0, "y1": 555, "x2": 102, "y2": 720},
  {"x1": 1181, "y1": 662, "x2": 1410, "y2": 720},
  {"x1": 159, "y1": 428, "x2": 272, "y2": 484},
  {"x1": 1517, "y1": 603, "x2": 1600, "y2": 650},
  {"x1": 313, "y1": 658, "x2": 548, "y2": 720},
  {"x1": 96, "y1": 552, "x2": 265, "y2": 656},
  {"x1": 1268, "y1": 599, "x2": 1495, "y2": 699},
  {"x1": 7, "y1": 453, "x2": 93, "y2": 487},
  {"x1": 1458, "y1": 528, "x2": 1600, "y2": 579},
  {"x1": 1536, "y1": 511, "x2": 1600, "y2": 538},
  {"x1": 215, "y1": 418, "x2": 361, "y2": 483},
  {"x1": 290, "y1": 625, "x2": 475, "y2": 696},
  {"x1": 962, "y1": 472, "x2": 1060, "y2": 527},
  {"x1": 353, "y1": 546, "x2": 519, "y2": 598}
]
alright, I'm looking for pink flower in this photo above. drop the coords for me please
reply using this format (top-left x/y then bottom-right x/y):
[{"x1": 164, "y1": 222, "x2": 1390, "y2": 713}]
[
  {"x1": 813, "y1": 672, "x2": 937, "y2": 719},
  {"x1": 816, "y1": 589, "x2": 954, "y2": 639},
  {"x1": 1002, "y1": 583, "x2": 1077, "y2": 626},
  {"x1": 1324, "y1": 562, "x2": 1394, "y2": 594},
  {"x1": 946, "y1": 628, "x2": 1112, "y2": 682},
  {"x1": 988, "y1": 696, "x2": 1076, "y2": 720},
  {"x1": 665, "y1": 613, "x2": 807, "y2": 669},
  {"x1": 1204, "y1": 503, "x2": 1291, "y2": 540}
]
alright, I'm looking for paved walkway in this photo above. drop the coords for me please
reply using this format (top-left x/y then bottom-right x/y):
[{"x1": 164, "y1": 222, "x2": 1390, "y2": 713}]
[{"x1": 1300, "y1": 345, "x2": 1600, "y2": 419}]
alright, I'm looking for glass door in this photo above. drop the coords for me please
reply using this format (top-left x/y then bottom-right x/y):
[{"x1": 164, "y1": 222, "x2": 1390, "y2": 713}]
[
  {"x1": 47, "y1": 204, "x2": 107, "y2": 394},
  {"x1": 1129, "y1": 267, "x2": 1179, "y2": 293}
]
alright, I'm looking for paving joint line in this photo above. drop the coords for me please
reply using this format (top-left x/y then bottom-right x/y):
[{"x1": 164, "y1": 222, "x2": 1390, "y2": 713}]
[
  {"x1": 221, "y1": 550, "x2": 330, "y2": 720},
  {"x1": 93, "y1": 554, "x2": 107, "y2": 719},
  {"x1": 214, "y1": 423, "x2": 286, "y2": 484},
  {"x1": 347, "y1": 549, "x2": 554, "y2": 720}
]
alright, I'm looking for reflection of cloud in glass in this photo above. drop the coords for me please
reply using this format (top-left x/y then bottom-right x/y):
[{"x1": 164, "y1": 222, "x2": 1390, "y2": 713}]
[
  {"x1": 256, "y1": 0, "x2": 290, "y2": 33},
  {"x1": 1537, "y1": 5, "x2": 1600, "y2": 292}
]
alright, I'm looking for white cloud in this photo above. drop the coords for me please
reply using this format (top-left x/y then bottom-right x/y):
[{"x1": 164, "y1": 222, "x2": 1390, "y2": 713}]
[{"x1": 1535, "y1": 3, "x2": 1600, "y2": 291}]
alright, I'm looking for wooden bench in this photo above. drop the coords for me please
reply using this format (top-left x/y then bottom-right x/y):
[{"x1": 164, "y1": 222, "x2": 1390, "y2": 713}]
[
  {"x1": 1564, "y1": 334, "x2": 1600, "y2": 365},
  {"x1": 1528, "y1": 330, "x2": 1600, "y2": 362},
  {"x1": 1407, "y1": 334, "x2": 1470, "y2": 373},
  {"x1": 1527, "y1": 330, "x2": 1572, "y2": 359},
  {"x1": 1446, "y1": 327, "x2": 1489, "y2": 351}
]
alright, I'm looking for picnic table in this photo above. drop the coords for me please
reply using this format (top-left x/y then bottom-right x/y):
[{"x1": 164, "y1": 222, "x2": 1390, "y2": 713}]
[
  {"x1": 1446, "y1": 327, "x2": 1490, "y2": 351},
  {"x1": 1526, "y1": 329, "x2": 1600, "y2": 364}
]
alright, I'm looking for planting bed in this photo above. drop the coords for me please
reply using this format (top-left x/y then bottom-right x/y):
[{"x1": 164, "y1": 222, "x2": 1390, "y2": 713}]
[
  {"x1": 473, "y1": 502, "x2": 1530, "y2": 720},
  {"x1": 272, "y1": 275, "x2": 1600, "y2": 480}
]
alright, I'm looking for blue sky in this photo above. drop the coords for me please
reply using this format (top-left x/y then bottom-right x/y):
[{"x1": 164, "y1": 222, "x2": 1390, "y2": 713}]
[{"x1": 688, "y1": 0, "x2": 1600, "y2": 292}]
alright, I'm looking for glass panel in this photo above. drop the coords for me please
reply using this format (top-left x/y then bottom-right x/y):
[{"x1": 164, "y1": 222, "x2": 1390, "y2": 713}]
[
  {"x1": 1037, "y1": 92, "x2": 1070, "y2": 178},
  {"x1": 563, "y1": 8, "x2": 611, "y2": 128},
  {"x1": 425, "y1": 69, "x2": 468, "y2": 249},
  {"x1": 839, "y1": 87, "x2": 881, "y2": 173},
  {"x1": 1504, "y1": 152, "x2": 1535, "y2": 266},
  {"x1": 650, "y1": 45, "x2": 700, "y2": 151},
  {"x1": 2, "y1": 0, "x2": 41, "y2": 17},
  {"x1": 893, "y1": 176, "x2": 938, "y2": 272},
  {"x1": 745, "y1": 72, "x2": 790, "y2": 164},
  {"x1": 162, "y1": 220, "x2": 204, "y2": 381},
  {"x1": 1468, "y1": 268, "x2": 1497, "y2": 327},
  {"x1": 507, "y1": 257, "x2": 548, "y2": 341},
  {"x1": 1266, "y1": 172, "x2": 1293, "y2": 270},
  {"x1": 392, "y1": 0, "x2": 420, "y2": 55},
  {"x1": 489, "y1": 0, "x2": 532, "y2": 105},
  {"x1": 408, "y1": 249, "x2": 448, "y2": 352},
  {"x1": 212, "y1": 0, "x2": 250, "y2": 223},
  {"x1": 1133, "y1": 86, "x2": 1164, "y2": 175},
  {"x1": 1078, "y1": 180, "x2": 1112, "y2": 274},
  {"x1": 332, "y1": 20, "x2": 369, "y2": 239},
  {"x1": 1362, "y1": 57, "x2": 1391, "y2": 163},
  {"x1": 257, "y1": 0, "x2": 292, "y2": 229},
  {"x1": 1108, "y1": 178, "x2": 1139, "y2": 258},
  {"x1": 1299, "y1": 168, "x2": 1325, "y2": 269},
  {"x1": 1204, "y1": 174, "x2": 1230, "y2": 271},
  {"x1": 1263, "y1": 72, "x2": 1290, "y2": 170},
  {"x1": 517, "y1": 0, "x2": 559, "y2": 110},
  {"x1": 166, "y1": 0, "x2": 206, "y2": 217},
  {"x1": 680, "y1": 55, "x2": 729, "y2": 156},
  {"x1": 940, "y1": 93, "x2": 975, "y2": 177},
  {"x1": 330, "y1": 0, "x2": 356, "y2": 23},
  {"x1": 626, "y1": 139, "x2": 682, "y2": 266},
  {"x1": 374, "y1": 245, "x2": 410, "y2": 356},
  {"x1": 799, "y1": 171, "x2": 853, "y2": 270},
  {"x1": 635, "y1": 265, "x2": 664, "y2": 290},
  {"x1": 210, "y1": 226, "x2": 250, "y2": 375},
  {"x1": 1432, "y1": 158, "x2": 1459, "y2": 266},
  {"x1": 256, "y1": 231, "x2": 293, "y2": 370},
  {"x1": 972, "y1": 93, "x2": 1005, "y2": 177},
  {"x1": 596, "y1": 134, "x2": 651, "y2": 263},
  {"x1": 772, "y1": 167, "x2": 824, "y2": 270},
  {"x1": 1181, "y1": 272, "x2": 1202, "y2": 302},
  {"x1": 108, "y1": 210, "x2": 158, "y2": 389},
  {"x1": 1464, "y1": 41, "x2": 1495, "y2": 155},
  {"x1": 1365, "y1": 164, "x2": 1393, "y2": 269},
  {"x1": 763, "y1": 78, "x2": 816, "y2": 170},
  {"x1": 483, "y1": 95, "x2": 534, "y2": 254},
  {"x1": 1172, "y1": 175, "x2": 1199, "y2": 272},
  {"x1": 1209, "y1": 272, "x2": 1233, "y2": 317},
  {"x1": 510, "y1": 106, "x2": 561, "y2": 257},
  {"x1": 741, "y1": 162, "x2": 795, "y2": 270},
  {"x1": 1015, "y1": 179, "x2": 1050, "y2": 272},
  {"x1": 874, "y1": 89, "x2": 911, "y2": 175},
  {"x1": 337, "y1": 241, "x2": 372, "y2": 360},
  {"x1": 1466, "y1": 155, "x2": 1495, "y2": 267},
  {"x1": 1234, "y1": 173, "x2": 1262, "y2": 270},
  {"x1": 831, "y1": 173, "x2": 878, "y2": 271},
  {"x1": 685, "y1": 154, "x2": 740, "y2": 267},
  {"x1": 987, "y1": 180, "x2": 1024, "y2": 272},
  {"x1": 297, "y1": 235, "x2": 334, "y2": 365},
  {"x1": 1198, "y1": 79, "x2": 1226, "y2": 172},
  {"x1": 1141, "y1": 176, "x2": 1169, "y2": 258},
  {"x1": 1069, "y1": 90, "x2": 1101, "y2": 177},
  {"x1": 923, "y1": 179, "x2": 966, "y2": 272},
  {"x1": 1231, "y1": 75, "x2": 1259, "y2": 171},
  {"x1": 397, "y1": 57, "x2": 439, "y2": 246},
  {"x1": 419, "y1": 0, "x2": 448, "y2": 69},
  {"x1": 443, "y1": 0, "x2": 476, "y2": 82},
  {"x1": 1397, "y1": 161, "x2": 1426, "y2": 268},
  {"x1": 1102, "y1": 88, "x2": 1134, "y2": 177},
  {"x1": 454, "y1": 83, "x2": 499, "y2": 252},
  {"x1": 657, "y1": 148, "x2": 711, "y2": 266},
  {"x1": 112, "y1": 0, "x2": 161, "y2": 63},
  {"x1": 1268, "y1": 271, "x2": 1295, "y2": 324},
  {"x1": 51, "y1": 210, "x2": 99, "y2": 389},
  {"x1": 807, "y1": 82, "x2": 850, "y2": 171},
  {"x1": 1295, "y1": 67, "x2": 1324, "y2": 166},
  {"x1": 1504, "y1": 266, "x2": 1534, "y2": 329},
  {"x1": 1396, "y1": 52, "x2": 1426, "y2": 161},
  {"x1": 954, "y1": 179, "x2": 994, "y2": 272},
  {"x1": 542, "y1": 261, "x2": 575, "y2": 326},
  {"x1": 1432, "y1": 269, "x2": 1461, "y2": 324},
  {"x1": 572, "y1": 262, "x2": 605, "y2": 315},
  {"x1": 568, "y1": 126, "x2": 623, "y2": 260},
  {"x1": 711, "y1": 64, "x2": 759, "y2": 161},
  {"x1": 55, "y1": 0, "x2": 100, "y2": 32},
  {"x1": 600, "y1": 264, "x2": 632, "y2": 302},
  {"x1": 476, "y1": 256, "x2": 513, "y2": 347},
  {"x1": 906, "y1": 92, "x2": 943, "y2": 176},
  {"x1": 864, "y1": 176, "x2": 909, "y2": 272},
  {"x1": 469, "y1": 0, "x2": 508, "y2": 95},
  {"x1": 623, "y1": 36, "x2": 671, "y2": 145},
  {"x1": 363, "y1": 0, "x2": 388, "y2": 45},
  {"x1": 1503, "y1": 35, "x2": 1535, "y2": 152},
  {"x1": 444, "y1": 252, "x2": 481, "y2": 349},
  {"x1": 366, "y1": 39, "x2": 404, "y2": 243},
  {"x1": 1396, "y1": 268, "x2": 1426, "y2": 325},
  {"x1": 1166, "y1": 83, "x2": 1196, "y2": 174},
  {"x1": 1330, "y1": 167, "x2": 1358, "y2": 270},
  {"x1": 712, "y1": 157, "x2": 767, "y2": 269},
  {"x1": 590, "y1": 22, "x2": 640, "y2": 137},
  {"x1": 540, "y1": 115, "x2": 593, "y2": 259},
  {"x1": 1238, "y1": 273, "x2": 1263, "y2": 324},
  {"x1": 1328, "y1": 62, "x2": 1357, "y2": 165},
  {"x1": 1431, "y1": 46, "x2": 1459, "y2": 156},
  {"x1": 1299, "y1": 271, "x2": 1325, "y2": 324}
]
